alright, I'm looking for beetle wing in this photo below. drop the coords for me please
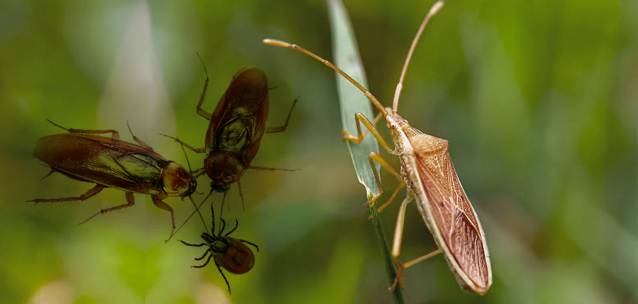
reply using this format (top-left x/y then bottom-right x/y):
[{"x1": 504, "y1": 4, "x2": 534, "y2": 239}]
[
  {"x1": 206, "y1": 68, "x2": 269, "y2": 163},
  {"x1": 408, "y1": 131, "x2": 492, "y2": 293},
  {"x1": 34, "y1": 134, "x2": 167, "y2": 194}
]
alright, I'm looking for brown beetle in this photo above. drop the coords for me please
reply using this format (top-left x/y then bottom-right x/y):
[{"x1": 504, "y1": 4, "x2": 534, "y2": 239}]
[
  {"x1": 180, "y1": 203, "x2": 258, "y2": 294},
  {"x1": 264, "y1": 1, "x2": 492, "y2": 295},
  {"x1": 28, "y1": 120, "x2": 197, "y2": 233},
  {"x1": 163, "y1": 56, "x2": 298, "y2": 209}
]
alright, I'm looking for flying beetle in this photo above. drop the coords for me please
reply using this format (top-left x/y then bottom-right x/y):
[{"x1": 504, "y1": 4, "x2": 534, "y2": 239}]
[
  {"x1": 28, "y1": 120, "x2": 198, "y2": 234},
  {"x1": 163, "y1": 56, "x2": 298, "y2": 210},
  {"x1": 180, "y1": 202, "x2": 259, "y2": 294},
  {"x1": 264, "y1": 1, "x2": 492, "y2": 294}
]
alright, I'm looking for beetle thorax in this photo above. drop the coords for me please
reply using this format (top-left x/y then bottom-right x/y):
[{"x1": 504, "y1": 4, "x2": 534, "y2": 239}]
[
  {"x1": 161, "y1": 161, "x2": 195, "y2": 197},
  {"x1": 205, "y1": 151, "x2": 246, "y2": 190},
  {"x1": 385, "y1": 112, "x2": 414, "y2": 156}
]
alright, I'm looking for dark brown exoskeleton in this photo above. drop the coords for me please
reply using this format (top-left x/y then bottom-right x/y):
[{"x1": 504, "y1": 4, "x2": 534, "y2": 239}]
[
  {"x1": 163, "y1": 56, "x2": 298, "y2": 209},
  {"x1": 264, "y1": 1, "x2": 492, "y2": 295},
  {"x1": 28, "y1": 120, "x2": 197, "y2": 234},
  {"x1": 180, "y1": 203, "x2": 258, "y2": 294}
]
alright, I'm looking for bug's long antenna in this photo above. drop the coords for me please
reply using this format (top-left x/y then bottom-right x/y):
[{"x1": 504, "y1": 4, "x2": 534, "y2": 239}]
[
  {"x1": 263, "y1": 39, "x2": 388, "y2": 116},
  {"x1": 180, "y1": 142, "x2": 208, "y2": 233},
  {"x1": 392, "y1": 1, "x2": 444, "y2": 113},
  {"x1": 165, "y1": 189, "x2": 214, "y2": 243}
]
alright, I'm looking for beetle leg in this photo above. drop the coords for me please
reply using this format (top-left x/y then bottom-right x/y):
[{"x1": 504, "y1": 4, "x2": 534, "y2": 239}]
[
  {"x1": 192, "y1": 167, "x2": 206, "y2": 179},
  {"x1": 152, "y1": 196, "x2": 176, "y2": 230},
  {"x1": 159, "y1": 134, "x2": 206, "y2": 153},
  {"x1": 78, "y1": 191, "x2": 134, "y2": 225},
  {"x1": 193, "y1": 252, "x2": 213, "y2": 268},
  {"x1": 239, "y1": 239, "x2": 259, "y2": 252},
  {"x1": 47, "y1": 119, "x2": 120, "y2": 139},
  {"x1": 265, "y1": 96, "x2": 299, "y2": 133},
  {"x1": 195, "y1": 248, "x2": 212, "y2": 261},
  {"x1": 28, "y1": 184, "x2": 105, "y2": 204},
  {"x1": 195, "y1": 53, "x2": 213, "y2": 120},
  {"x1": 126, "y1": 121, "x2": 153, "y2": 150},
  {"x1": 215, "y1": 260, "x2": 231, "y2": 294},
  {"x1": 180, "y1": 240, "x2": 206, "y2": 247},
  {"x1": 365, "y1": 152, "x2": 404, "y2": 212},
  {"x1": 342, "y1": 113, "x2": 394, "y2": 154}
]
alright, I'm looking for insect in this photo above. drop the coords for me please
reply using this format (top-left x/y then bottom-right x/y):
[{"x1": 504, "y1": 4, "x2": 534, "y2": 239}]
[
  {"x1": 163, "y1": 56, "x2": 298, "y2": 210},
  {"x1": 28, "y1": 120, "x2": 198, "y2": 234},
  {"x1": 263, "y1": 0, "x2": 492, "y2": 294},
  {"x1": 180, "y1": 202, "x2": 259, "y2": 294}
]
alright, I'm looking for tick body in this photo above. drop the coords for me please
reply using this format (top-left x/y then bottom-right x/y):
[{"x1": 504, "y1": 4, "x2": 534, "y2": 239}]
[
  {"x1": 165, "y1": 57, "x2": 298, "y2": 208},
  {"x1": 180, "y1": 203, "x2": 258, "y2": 293},
  {"x1": 29, "y1": 120, "x2": 197, "y2": 233},
  {"x1": 264, "y1": 0, "x2": 491, "y2": 294}
]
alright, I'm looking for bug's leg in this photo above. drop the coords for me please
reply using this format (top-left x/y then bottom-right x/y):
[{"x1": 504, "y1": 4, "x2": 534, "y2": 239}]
[
  {"x1": 215, "y1": 261, "x2": 231, "y2": 294},
  {"x1": 28, "y1": 184, "x2": 105, "y2": 204},
  {"x1": 39, "y1": 167, "x2": 57, "y2": 181},
  {"x1": 389, "y1": 194, "x2": 443, "y2": 291},
  {"x1": 342, "y1": 113, "x2": 394, "y2": 154},
  {"x1": 195, "y1": 53, "x2": 213, "y2": 120},
  {"x1": 266, "y1": 96, "x2": 299, "y2": 133},
  {"x1": 79, "y1": 191, "x2": 135, "y2": 225},
  {"x1": 126, "y1": 121, "x2": 153, "y2": 150},
  {"x1": 225, "y1": 219, "x2": 239, "y2": 237},
  {"x1": 47, "y1": 119, "x2": 120, "y2": 139},
  {"x1": 192, "y1": 167, "x2": 206, "y2": 179},
  {"x1": 248, "y1": 166, "x2": 298, "y2": 172},
  {"x1": 237, "y1": 179, "x2": 245, "y2": 211},
  {"x1": 239, "y1": 239, "x2": 259, "y2": 252},
  {"x1": 195, "y1": 249, "x2": 212, "y2": 261},
  {"x1": 159, "y1": 133, "x2": 206, "y2": 153},
  {"x1": 180, "y1": 240, "x2": 206, "y2": 247},
  {"x1": 152, "y1": 195, "x2": 176, "y2": 232},
  {"x1": 193, "y1": 252, "x2": 213, "y2": 268},
  {"x1": 365, "y1": 152, "x2": 404, "y2": 212}
]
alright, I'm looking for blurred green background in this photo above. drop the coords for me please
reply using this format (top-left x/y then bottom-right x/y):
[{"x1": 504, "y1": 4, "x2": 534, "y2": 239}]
[{"x1": 0, "y1": 0, "x2": 635, "y2": 303}]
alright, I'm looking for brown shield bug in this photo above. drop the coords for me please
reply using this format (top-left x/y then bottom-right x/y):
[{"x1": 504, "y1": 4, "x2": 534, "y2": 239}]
[
  {"x1": 163, "y1": 55, "x2": 298, "y2": 210},
  {"x1": 28, "y1": 120, "x2": 198, "y2": 235},
  {"x1": 180, "y1": 203, "x2": 258, "y2": 294},
  {"x1": 264, "y1": 1, "x2": 492, "y2": 294}
]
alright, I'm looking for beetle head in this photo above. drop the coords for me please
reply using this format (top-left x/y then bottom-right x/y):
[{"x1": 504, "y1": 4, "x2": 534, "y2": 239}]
[
  {"x1": 162, "y1": 161, "x2": 196, "y2": 197},
  {"x1": 204, "y1": 151, "x2": 246, "y2": 191}
]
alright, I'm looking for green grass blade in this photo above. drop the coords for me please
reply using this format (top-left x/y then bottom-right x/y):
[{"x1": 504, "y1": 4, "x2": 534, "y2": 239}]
[{"x1": 326, "y1": 0, "x2": 404, "y2": 302}]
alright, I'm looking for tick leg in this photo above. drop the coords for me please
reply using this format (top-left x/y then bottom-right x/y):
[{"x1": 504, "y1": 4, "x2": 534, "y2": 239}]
[
  {"x1": 239, "y1": 239, "x2": 259, "y2": 252},
  {"x1": 79, "y1": 191, "x2": 134, "y2": 225},
  {"x1": 195, "y1": 249, "x2": 212, "y2": 261},
  {"x1": 195, "y1": 53, "x2": 213, "y2": 120},
  {"x1": 159, "y1": 133, "x2": 206, "y2": 153},
  {"x1": 47, "y1": 119, "x2": 120, "y2": 139},
  {"x1": 225, "y1": 219, "x2": 239, "y2": 237},
  {"x1": 388, "y1": 194, "x2": 443, "y2": 291},
  {"x1": 126, "y1": 121, "x2": 153, "y2": 150},
  {"x1": 365, "y1": 152, "x2": 404, "y2": 212},
  {"x1": 266, "y1": 96, "x2": 299, "y2": 133},
  {"x1": 28, "y1": 184, "x2": 105, "y2": 204},
  {"x1": 342, "y1": 112, "x2": 394, "y2": 154},
  {"x1": 193, "y1": 252, "x2": 213, "y2": 268},
  {"x1": 215, "y1": 261, "x2": 231, "y2": 294},
  {"x1": 180, "y1": 240, "x2": 206, "y2": 247},
  {"x1": 248, "y1": 165, "x2": 298, "y2": 172}
]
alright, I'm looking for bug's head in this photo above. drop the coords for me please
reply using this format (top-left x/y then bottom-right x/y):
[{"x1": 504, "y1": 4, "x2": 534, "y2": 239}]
[
  {"x1": 205, "y1": 151, "x2": 246, "y2": 191},
  {"x1": 162, "y1": 162, "x2": 197, "y2": 197}
]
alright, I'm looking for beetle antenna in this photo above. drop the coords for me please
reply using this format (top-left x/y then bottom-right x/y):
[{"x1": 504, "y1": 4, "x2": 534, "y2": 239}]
[
  {"x1": 165, "y1": 189, "x2": 213, "y2": 243},
  {"x1": 179, "y1": 142, "x2": 208, "y2": 233},
  {"x1": 392, "y1": 1, "x2": 444, "y2": 113},
  {"x1": 225, "y1": 219, "x2": 239, "y2": 237}
]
